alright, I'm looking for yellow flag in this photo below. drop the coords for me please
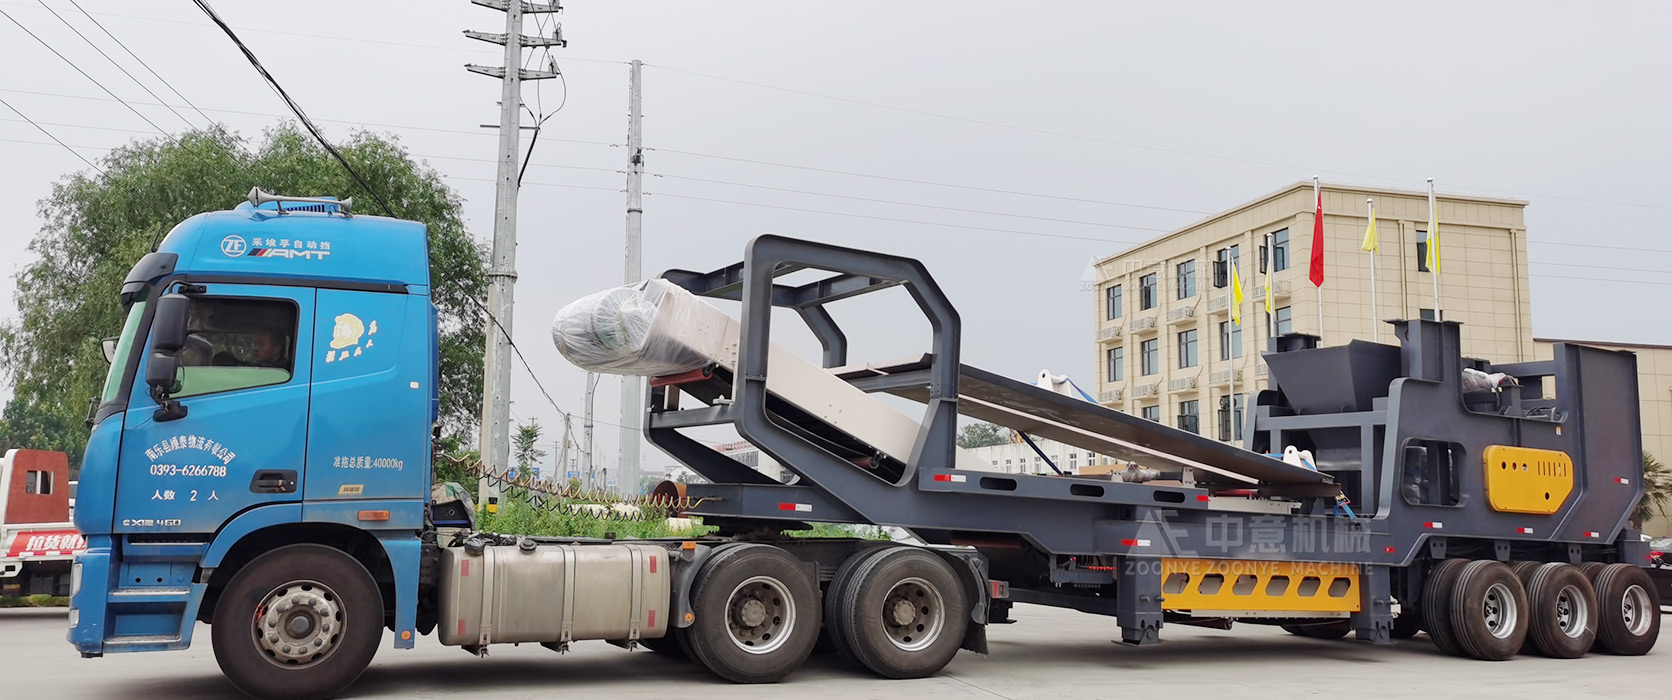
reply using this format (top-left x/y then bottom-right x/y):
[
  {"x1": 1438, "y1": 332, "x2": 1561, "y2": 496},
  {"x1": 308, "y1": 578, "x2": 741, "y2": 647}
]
[
  {"x1": 1264, "y1": 258, "x2": 1274, "y2": 315},
  {"x1": 1361, "y1": 207, "x2": 1379, "y2": 252},
  {"x1": 1231, "y1": 261, "x2": 1243, "y2": 326},
  {"x1": 1426, "y1": 210, "x2": 1440, "y2": 275}
]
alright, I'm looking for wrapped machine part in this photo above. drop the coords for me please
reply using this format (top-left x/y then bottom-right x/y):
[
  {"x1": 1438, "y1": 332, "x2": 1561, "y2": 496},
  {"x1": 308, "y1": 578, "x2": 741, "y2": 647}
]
[{"x1": 551, "y1": 279, "x2": 730, "y2": 376}]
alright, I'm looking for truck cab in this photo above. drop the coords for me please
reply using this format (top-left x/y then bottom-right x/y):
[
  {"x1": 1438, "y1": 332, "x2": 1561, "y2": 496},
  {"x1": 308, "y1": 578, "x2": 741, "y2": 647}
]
[{"x1": 69, "y1": 190, "x2": 436, "y2": 679}]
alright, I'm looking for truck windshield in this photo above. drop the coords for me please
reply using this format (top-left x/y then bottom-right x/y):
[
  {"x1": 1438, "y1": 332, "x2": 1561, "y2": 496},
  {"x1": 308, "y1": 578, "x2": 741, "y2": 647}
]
[{"x1": 99, "y1": 301, "x2": 147, "y2": 404}]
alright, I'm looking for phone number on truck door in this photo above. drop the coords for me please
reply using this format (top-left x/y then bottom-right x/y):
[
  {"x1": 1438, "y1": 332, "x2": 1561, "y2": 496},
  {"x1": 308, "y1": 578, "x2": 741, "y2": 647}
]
[{"x1": 149, "y1": 464, "x2": 229, "y2": 478}]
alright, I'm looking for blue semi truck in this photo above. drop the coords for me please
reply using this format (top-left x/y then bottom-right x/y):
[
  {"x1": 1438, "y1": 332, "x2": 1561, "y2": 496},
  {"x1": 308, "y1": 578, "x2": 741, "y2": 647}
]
[{"x1": 68, "y1": 191, "x2": 1661, "y2": 699}]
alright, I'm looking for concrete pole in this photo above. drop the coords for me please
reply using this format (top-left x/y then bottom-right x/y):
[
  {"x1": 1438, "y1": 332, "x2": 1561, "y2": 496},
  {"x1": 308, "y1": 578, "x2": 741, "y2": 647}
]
[
  {"x1": 618, "y1": 59, "x2": 645, "y2": 495},
  {"x1": 584, "y1": 372, "x2": 597, "y2": 490},
  {"x1": 476, "y1": 0, "x2": 525, "y2": 507}
]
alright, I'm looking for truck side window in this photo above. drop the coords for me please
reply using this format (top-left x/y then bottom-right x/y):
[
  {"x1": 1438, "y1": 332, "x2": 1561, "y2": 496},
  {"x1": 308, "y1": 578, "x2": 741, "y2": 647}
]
[{"x1": 171, "y1": 297, "x2": 299, "y2": 398}]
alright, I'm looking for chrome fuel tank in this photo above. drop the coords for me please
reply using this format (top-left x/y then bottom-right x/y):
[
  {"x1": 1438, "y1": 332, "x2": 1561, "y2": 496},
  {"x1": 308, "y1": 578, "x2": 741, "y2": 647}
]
[{"x1": 438, "y1": 542, "x2": 671, "y2": 647}]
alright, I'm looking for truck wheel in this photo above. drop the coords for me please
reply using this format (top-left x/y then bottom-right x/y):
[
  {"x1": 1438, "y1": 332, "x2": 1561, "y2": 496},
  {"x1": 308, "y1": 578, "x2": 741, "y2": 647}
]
[
  {"x1": 1390, "y1": 611, "x2": 1422, "y2": 639},
  {"x1": 1509, "y1": 560, "x2": 1542, "y2": 583},
  {"x1": 1448, "y1": 560, "x2": 1528, "y2": 661},
  {"x1": 823, "y1": 546, "x2": 891, "y2": 662},
  {"x1": 685, "y1": 545, "x2": 819, "y2": 683},
  {"x1": 637, "y1": 630, "x2": 687, "y2": 659},
  {"x1": 1593, "y1": 563, "x2": 1660, "y2": 655},
  {"x1": 1421, "y1": 558, "x2": 1470, "y2": 656},
  {"x1": 835, "y1": 548, "x2": 968, "y2": 679},
  {"x1": 1524, "y1": 563, "x2": 1597, "y2": 658},
  {"x1": 1281, "y1": 621, "x2": 1349, "y2": 639},
  {"x1": 210, "y1": 544, "x2": 384, "y2": 700}
]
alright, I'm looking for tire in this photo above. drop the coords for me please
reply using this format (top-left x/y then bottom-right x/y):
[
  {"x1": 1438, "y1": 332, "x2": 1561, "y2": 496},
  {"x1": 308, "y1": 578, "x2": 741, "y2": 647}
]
[
  {"x1": 637, "y1": 630, "x2": 687, "y2": 659},
  {"x1": 1449, "y1": 560, "x2": 1529, "y2": 661},
  {"x1": 835, "y1": 548, "x2": 969, "y2": 679},
  {"x1": 1390, "y1": 610, "x2": 1423, "y2": 639},
  {"x1": 210, "y1": 544, "x2": 384, "y2": 700},
  {"x1": 1509, "y1": 560, "x2": 1542, "y2": 584},
  {"x1": 1282, "y1": 621, "x2": 1350, "y2": 639},
  {"x1": 685, "y1": 545, "x2": 819, "y2": 683},
  {"x1": 1593, "y1": 563, "x2": 1660, "y2": 655},
  {"x1": 1579, "y1": 562, "x2": 1608, "y2": 582},
  {"x1": 823, "y1": 546, "x2": 893, "y2": 662},
  {"x1": 1524, "y1": 563, "x2": 1598, "y2": 658},
  {"x1": 1421, "y1": 558, "x2": 1470, "y2": 656}
]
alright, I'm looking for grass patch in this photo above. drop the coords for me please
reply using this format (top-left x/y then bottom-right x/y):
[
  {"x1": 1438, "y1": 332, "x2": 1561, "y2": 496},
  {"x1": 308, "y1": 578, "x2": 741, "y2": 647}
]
[{"x1": 0, "y1": 594, "x2": 69, "y2": 608}]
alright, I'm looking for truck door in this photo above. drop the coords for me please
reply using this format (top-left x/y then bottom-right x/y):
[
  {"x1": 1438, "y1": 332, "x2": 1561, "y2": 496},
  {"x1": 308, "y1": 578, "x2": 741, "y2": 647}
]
[{"x1": 114, "y1": 284, "x2": 315, "y2": 534}]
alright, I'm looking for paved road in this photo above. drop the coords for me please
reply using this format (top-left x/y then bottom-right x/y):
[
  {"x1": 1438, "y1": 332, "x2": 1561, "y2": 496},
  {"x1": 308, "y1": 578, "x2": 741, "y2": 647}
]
[{"x1": 3, "y1": 605, "x2": 1661, "y2": 699}]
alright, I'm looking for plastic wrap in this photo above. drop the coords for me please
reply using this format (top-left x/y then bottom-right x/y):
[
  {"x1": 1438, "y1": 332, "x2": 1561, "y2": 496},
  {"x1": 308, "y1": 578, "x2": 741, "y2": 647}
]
[{"x1": 551, "y1": 279, "x2": 730, "y2": 376}]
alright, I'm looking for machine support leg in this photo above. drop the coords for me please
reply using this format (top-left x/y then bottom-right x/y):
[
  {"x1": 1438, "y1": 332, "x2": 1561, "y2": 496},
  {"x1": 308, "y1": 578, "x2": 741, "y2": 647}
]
[
  {"x1": 1117, "y1": 556, "x2": 1163, "y2": 645},
  {"x1": 1352, "y1": 564, "x2": 1393, "y2": 644}
]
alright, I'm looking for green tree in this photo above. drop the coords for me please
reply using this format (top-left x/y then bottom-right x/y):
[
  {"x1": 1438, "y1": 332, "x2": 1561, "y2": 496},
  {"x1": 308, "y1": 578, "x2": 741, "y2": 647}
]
[
  {"x1": 513, "y1": 419, "x2": 548, "y2": 480},
  {"x1": 0, "y1": 125, "x2": 487, "y2": 470},
  {"x1": 1638, "y1": 451, "x2": 1672, "y2": 527},
  {"x1": 957, "y1": 422, "x2": 1010, "y2": 449}
]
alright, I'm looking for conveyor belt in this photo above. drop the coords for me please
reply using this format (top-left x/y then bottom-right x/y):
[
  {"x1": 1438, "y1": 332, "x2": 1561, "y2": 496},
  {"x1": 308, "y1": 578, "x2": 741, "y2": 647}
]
[{"x1": 836, "y1": 356, "x2": 1334, "y2": 487}]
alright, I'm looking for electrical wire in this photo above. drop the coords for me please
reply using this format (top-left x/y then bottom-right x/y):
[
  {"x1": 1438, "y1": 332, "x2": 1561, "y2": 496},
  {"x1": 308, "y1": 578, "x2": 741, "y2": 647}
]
[
  {"x1": 193, "y1": 0, "x2": 396, "y2": 217},
  {"x1": 0, "y1": 7, "x2": 174, "y2": 136},
  {"x1": 0, "y1": 98, "x2": 102, "y2": 172},
  {"x1": 37, "y1": 0, "x2": 197, "y2": 130},
  {"x1": 68, "y1": 0, "x2": 214, "y2": 128}
]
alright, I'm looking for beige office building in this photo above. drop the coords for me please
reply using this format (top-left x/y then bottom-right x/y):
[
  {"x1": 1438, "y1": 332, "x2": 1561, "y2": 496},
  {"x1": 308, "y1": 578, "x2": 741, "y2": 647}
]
[{"x1": 1089, "y1": 181, "x2": 1671, "y2": 533}]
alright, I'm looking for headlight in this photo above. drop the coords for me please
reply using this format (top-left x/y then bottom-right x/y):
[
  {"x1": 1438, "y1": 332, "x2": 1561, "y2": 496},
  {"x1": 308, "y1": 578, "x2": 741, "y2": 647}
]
[{"x1": 71, "y1": 561, "x2": 82, "y2": 596}]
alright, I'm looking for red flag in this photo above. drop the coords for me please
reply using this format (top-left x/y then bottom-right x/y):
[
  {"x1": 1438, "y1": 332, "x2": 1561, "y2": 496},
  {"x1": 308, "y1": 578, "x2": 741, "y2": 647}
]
[{"x1": 1309, "y1": 183, "x2": 1325, "y2": 287}]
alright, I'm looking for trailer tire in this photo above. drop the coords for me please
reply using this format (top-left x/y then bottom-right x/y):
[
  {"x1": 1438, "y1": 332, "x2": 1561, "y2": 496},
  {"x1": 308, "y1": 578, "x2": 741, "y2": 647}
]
[
  {"x1": 1579, "y1": 562, "x2": 1608, "y2": 582},
  {"x1": 824, "y1": 546, "x2": 892, "y2": 662},
  {"x1": 1593, "y1": 563, "x2": 1660, "y2": 656},
  {"x1": 1421, "y1": 558, "x2": 1470, "y2": 657},
  {"x1": 1449, "y1": 560, "x2": 1528, "y2": 661},
  {"x1": 210, "y1": 544, "x2": 383, "y2": 700},
  {"x1": 835, "y1": 548, "x2": 968, "y2": 679},
  {"x1": 1509, "y1": 560, "x2": 1542, "y2": 584},
  {"x1": 686, "y1": 545, "x2": 819, "y2": 683},
  {"x1": 1524, "y1": 563, "x2": 1597, "y2": 658},
  {"x1": 1390, "y1": 611, "x2": 1422, "y2": 640},
  {"x1": 1282, "y1": 621, "x2": 1349, "y2": 639}
]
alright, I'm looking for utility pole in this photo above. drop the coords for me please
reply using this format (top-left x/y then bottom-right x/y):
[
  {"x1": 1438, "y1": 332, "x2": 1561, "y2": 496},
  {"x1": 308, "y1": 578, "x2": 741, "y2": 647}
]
[
  {"x1": 583, "y1": 372, "x2": 597, "y2": 490},
  {"x1": 618, "y1": 59, "x2": 645, "y2": 495},
  {"x1": 464, "y1": 0, "x2": 564, "y2": 509}
]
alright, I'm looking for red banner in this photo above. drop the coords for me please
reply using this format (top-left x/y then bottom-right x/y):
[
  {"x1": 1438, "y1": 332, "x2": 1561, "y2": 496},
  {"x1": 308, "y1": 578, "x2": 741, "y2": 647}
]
[{"x1": 7, "y1": 529, "x2": 86, "y2": 557}]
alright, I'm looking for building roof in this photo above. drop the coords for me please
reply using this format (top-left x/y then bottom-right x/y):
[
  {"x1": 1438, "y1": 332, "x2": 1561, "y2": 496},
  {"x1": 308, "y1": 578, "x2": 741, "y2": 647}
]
[
  {"x1": 1536, "y1": 337, "x2": 1672, "y2": 351},
  {"x1": 1097, "y1": 180, "x2": 1529, "y2": 267}
]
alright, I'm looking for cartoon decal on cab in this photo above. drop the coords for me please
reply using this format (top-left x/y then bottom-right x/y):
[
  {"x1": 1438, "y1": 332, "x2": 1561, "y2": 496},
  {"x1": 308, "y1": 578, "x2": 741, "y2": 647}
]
[{"x1": 324, "y1": 313, "x2": 378, "y2": 363}]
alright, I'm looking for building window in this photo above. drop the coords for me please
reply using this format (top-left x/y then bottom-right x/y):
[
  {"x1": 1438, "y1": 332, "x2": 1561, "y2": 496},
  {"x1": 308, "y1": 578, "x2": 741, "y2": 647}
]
[
  {"x1": 1107, "y1": 346, "x2": 1125, "y2": 382},
  {"x1": 1141, "y1": 405, "x2": 1160, "y2": 422},
  {"x1": 1213, "y1": 245, "x2": 1241, "y2": 288},
  {"x1": 1139, "y1": 273, "x2": 1158, "y2": 310},
  {"x1": 1140, "y1": 339, "x2": 1160, "y2": 376},
  {"x1": 1105, "y1": 284, "x2": 1123, "y2": 320},
  {"x1": 1177, "y1": 400, "x2": 1199, "y2": 434},
  {"x1": 25, "y1": 470, "x2": 52, "y2": 495},
  {"x1": 1416, "y1": 230, "x2": 1430, "y2": 272},
  {"x1": 1218, "y1": 321, "x2": 1243, "y2": 360},
  {"x1": 1420, "y1": 308, "x2": 1438, "y2": 321},
  {"x1": 1178, "y1": 329, "x2": 1198, "y2": 369},
  {"x1": 1217, "y1": 395, "x2": 1246, "y2": 442},
  {"x1": 1176, "y1": 260, "x2": 1197, "y2": 299},
  {"x1": 1266, "y1": 306, "x2": 1293, "y2": 336},
  {"x1": 1271, "y1": 229, "x2": 1290, "y2": 271}
]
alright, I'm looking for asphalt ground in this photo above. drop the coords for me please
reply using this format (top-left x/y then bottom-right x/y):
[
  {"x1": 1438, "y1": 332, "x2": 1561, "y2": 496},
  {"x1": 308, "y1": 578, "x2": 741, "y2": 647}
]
[{"x1": 2, "y1": 604, "x2": 1661, "y2": 699}]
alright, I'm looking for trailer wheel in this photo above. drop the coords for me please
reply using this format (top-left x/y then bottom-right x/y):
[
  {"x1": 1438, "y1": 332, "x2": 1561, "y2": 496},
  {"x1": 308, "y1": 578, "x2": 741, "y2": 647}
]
[
  {"x1": 686, "y1": 545, "x2": 819, "y2": 683},
  {"x1": 834, "y1": 548, "x2": 968, "y2": 679},
  {"x1": 1448, "y1": 560, "x2": 1528, "y2": 661},
  {"x1": 210, "y1": 544, "x2": 383, "y2": 700},
  {"x1": 1421, "y1": 558, "x2": 1470, "y2": 656},
  {"x1": 1390, "y1": 611, "x2": 1422, "y2": 640},
  {"x1": 1578, "y1": 562, "x2": 1608, "y2": 582},
  {"x1": 1593, "y1": 563, "x2": 1660, "y2": 655},
  {"x1": 1281, "y1": 621, "x2": 1349, "y2": 639},
  {"x1": 1524, "y1": 563, "x2": 1597, "y2": 658},
  {"x1": 1509, "y1": 560, "x2": 1542, "y2": 583},
  {"x1": 823, "y1": 546, "x2": 891, "y2": 661}
]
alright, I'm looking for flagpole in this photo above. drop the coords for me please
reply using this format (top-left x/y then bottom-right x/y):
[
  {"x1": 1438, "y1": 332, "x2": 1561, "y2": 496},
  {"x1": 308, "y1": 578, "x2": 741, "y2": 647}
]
[
  {"x1": 1428, "y1": 177, "x2": 1441, "y2": 322},
  {"x1": 1264, "y1": 232, "x2": 1276, "y2": 352},
  {"x1": 1313, "y1": 176, "x2": 1324, "y2": 344},
  {"x1": 1366, "y1": 197, "x2": 1379, "y2": 342}
]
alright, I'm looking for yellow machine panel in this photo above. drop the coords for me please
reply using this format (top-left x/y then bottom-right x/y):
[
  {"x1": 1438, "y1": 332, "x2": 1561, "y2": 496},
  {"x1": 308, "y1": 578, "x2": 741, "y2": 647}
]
[
  {"x1": 1159, "y1": 559, "x2": 1360, "y2": 614},
  {"x1": 1483, "y1": 445, "x2": 1574, "y2": 515}
]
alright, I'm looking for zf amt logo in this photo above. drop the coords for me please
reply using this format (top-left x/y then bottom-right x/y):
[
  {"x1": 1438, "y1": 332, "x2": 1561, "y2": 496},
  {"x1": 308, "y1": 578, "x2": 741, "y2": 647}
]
[{"x1": 220, "y1": 234, "x2": 331, "y2": 260}]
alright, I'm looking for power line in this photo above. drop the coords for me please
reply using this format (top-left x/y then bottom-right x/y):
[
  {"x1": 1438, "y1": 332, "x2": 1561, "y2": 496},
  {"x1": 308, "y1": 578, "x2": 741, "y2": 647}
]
[
  {"x1": 0, "y1": 98, "x2": 101, "y2": 172},
  {"x1": 649, "y1": 146, "x2": 1212, "y2": 215},
  {"x1": 650, "y1": 171, "x2": 1174, "y2": 233},
  {"x1": 0, "y1": 7, "x2": 174, "y2": 136},
  {"x1": 36, "y1": 0, "x2": 197, "y2": 131},
  {"x1": 192, "y1": 0, "x2": 395, "y2": 217},
  {"x1": 68, "y1": 0, "x2": 214, "y2": 127}
]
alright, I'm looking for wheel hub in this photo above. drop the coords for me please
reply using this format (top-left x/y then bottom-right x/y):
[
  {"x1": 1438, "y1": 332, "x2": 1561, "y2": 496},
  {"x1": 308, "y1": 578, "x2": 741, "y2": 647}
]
[
  {"x1": 1481, "y1": 582, "x2": 1518, "y2": 639},
  {"x1": 882, "y1": 577, "x2": 946, "y2": 652},
  {"x1": 1555, "y1": 584, "x2": 1588, "y2": 637},
  {"x1": 889, "y1": 598, "x2": 919, "y2": 626},
  {"x1": 724, "y1": 576, "x2": 795, "y2": 655},
  {"x1": 737, "y1": 598, "x2": 768, "y2": 628},
  {"x1": 1622, "y1": 584, "x2": 1653, "y2": 636},
  {"x1": 254, "y1": 582, "x2": 343, "y2": 668}
]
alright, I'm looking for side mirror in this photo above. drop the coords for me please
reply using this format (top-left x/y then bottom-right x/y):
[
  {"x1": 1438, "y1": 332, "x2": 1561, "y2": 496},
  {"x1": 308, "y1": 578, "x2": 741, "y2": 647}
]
[
  {"x1": 145, "y1": 293, "x2": 191, "y2": 421},
  {"x1": 101, "y1": 337, "x2": 118, "y2": 364}
]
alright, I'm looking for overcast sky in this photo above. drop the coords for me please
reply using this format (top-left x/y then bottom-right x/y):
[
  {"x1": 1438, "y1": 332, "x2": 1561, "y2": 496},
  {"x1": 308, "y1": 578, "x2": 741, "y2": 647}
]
[{"x1": 1, "y1": 1, "x2": 1668, "y2": 472}]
